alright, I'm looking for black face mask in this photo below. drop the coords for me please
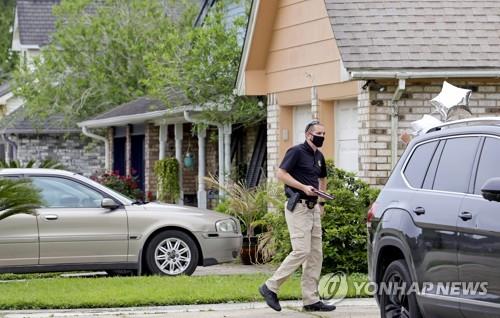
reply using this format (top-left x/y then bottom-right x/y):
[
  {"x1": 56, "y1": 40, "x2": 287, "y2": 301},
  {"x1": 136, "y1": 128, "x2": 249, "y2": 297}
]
[{"x1": 311, "y1": 134, "x2": 325, "y2": 147}]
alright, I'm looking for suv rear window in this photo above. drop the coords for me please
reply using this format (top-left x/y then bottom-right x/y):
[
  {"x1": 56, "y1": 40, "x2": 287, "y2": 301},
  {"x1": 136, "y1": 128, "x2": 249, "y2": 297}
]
[
  {"x1": 433, "y1": 137, "x2": 480, "y2": 193},
  {"x1": 403, "y1": 140, "x2": 439, "y2": 188},
  {"x1": 474, "y1": 137, "x2": 500, "y2": 194}
]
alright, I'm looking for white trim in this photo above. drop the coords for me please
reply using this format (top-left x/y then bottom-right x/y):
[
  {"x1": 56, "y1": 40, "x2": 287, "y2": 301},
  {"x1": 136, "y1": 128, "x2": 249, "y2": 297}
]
[
  {"x1": 350, "y1": 70, "x2": 500, "y2": 80},
  {"x1": 77, "y1": 105, "x2": 201, "y2": 128},
  {"x1": 235, "y1": 0, "x2": 260, "y2": 96}
]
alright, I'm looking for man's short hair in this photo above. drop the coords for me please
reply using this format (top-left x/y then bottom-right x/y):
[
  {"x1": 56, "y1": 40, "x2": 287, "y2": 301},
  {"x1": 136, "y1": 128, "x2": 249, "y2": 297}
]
[{"x1": 305, "y1": 120, "x2": 322, "y2": 133}]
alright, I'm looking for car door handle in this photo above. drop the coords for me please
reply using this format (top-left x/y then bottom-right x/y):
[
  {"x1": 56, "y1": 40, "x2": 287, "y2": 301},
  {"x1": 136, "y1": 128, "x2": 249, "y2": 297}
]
[
  {"x1": 43, "y1": 214, "x2": 59, "y2": 221},
  {"x1": 413, "y1": 207, "x2": 426, "y2": 215},
  {"x1": 459, "y1": 211, "x2": 473, "y2": 221}
]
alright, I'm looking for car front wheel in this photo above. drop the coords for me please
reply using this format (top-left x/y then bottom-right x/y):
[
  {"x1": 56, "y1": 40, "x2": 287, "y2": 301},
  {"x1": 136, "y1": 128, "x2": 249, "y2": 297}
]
[
  {"x1": 380, "y1": 259, "x2": 422, "y2": 318},
  {"x1": 145, "y1": 230, "x2": 199, "y2": 276}
]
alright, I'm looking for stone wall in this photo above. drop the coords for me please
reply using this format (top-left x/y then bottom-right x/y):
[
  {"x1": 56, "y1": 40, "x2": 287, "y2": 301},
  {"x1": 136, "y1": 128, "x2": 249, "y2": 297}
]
[
  {"x1": 359, "y1": 79, "x2": 500, "y2": 187},
  {"x1": 12, "y1": 133, "x2": 105, "y2": 177}
]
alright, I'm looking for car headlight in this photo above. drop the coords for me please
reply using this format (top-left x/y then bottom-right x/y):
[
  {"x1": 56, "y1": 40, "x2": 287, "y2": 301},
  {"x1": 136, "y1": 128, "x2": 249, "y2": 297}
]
[{"x1": 216, "y1": 219, "x2": 238, "y2": 233}]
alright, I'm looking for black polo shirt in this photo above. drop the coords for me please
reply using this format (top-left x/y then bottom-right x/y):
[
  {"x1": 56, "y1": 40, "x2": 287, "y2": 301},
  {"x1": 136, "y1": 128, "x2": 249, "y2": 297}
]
[{"x1": 279, "y1": 141, "x2": 327, "y2": 201}]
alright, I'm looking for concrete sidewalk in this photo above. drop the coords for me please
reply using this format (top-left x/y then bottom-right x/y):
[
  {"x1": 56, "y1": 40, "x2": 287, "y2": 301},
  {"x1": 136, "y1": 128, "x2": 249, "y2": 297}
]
[{"x1": 0, "y1": 299, "x2": 379, "y2": 318}]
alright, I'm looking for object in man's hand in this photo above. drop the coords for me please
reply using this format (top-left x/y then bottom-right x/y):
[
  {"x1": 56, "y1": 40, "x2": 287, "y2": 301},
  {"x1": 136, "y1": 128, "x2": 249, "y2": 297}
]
[
  {"x1": 285, "y1": 187, "x2": 301, "y2": 212},
  {"x1": 312, "y1": 189, "x2": 335, "y2": 200}
]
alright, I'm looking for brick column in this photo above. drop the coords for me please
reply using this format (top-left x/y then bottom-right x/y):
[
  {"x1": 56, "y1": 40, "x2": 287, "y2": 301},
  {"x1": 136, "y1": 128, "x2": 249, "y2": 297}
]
[
  {"x1": 267, "y1": 93, "x2": 280, "y2": 183},
  {"x1": 107, "y1": 128, "x2": 114, "y2": 173},
  {"x1": 144, "y1": 123, "x2": 159, "y2": 197},
  {"x1": 357, "y1": 81, "x2": 391, "y2": 187}
]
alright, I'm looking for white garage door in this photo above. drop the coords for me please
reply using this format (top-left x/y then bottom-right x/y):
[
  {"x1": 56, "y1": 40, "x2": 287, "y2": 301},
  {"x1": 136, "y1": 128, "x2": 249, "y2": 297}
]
[
  {"x1": 335, "y1": 99, "x2": 359, "y2": 174},
  {"x1": 293, "y1": 105, "x2": 313, "y2": 145}
]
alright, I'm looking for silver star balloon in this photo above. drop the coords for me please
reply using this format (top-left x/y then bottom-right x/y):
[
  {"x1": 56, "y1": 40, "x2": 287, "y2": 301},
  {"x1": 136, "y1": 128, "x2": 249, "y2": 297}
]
[
  {"x1": 430, "y1": 81, "x2": 472, "y2": 121},
  {"x1": 410, "y1": 114, "x2": 443, "y2": 136}
]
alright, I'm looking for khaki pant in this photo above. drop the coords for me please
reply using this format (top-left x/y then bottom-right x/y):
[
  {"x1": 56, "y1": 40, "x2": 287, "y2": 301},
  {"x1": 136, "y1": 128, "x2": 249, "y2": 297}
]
[{"x1": 265, "y1": 201, "x2": 323, "y2": 306}]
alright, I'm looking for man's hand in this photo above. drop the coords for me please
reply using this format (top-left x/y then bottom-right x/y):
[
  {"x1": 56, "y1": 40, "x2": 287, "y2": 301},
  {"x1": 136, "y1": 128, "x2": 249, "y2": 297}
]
[{"x1": 302, "y1": 185, "x2": 318, "y2": 197}]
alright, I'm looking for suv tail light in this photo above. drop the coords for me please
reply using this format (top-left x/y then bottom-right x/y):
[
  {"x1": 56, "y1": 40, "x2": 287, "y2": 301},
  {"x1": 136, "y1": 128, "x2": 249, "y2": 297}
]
[{"x1": 367, "y1": 203, "x2": 377, "y2": 229}]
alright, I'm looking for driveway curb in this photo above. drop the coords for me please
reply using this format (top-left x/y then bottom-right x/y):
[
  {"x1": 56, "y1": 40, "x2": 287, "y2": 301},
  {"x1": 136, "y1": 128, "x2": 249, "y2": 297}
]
[{"x1": 0, "y1": 298, "x2": 377, "y2": 317}]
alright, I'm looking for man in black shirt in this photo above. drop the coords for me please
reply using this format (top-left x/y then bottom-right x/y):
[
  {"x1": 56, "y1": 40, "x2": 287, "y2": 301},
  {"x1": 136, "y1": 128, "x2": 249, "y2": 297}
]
[{"x1": 259, "y1": 120, "x2": 336, "y2": 312}]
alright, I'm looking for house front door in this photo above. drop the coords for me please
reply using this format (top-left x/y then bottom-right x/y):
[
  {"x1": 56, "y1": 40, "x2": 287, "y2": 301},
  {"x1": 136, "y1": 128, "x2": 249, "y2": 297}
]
[{"x1": 130, "y1": 134, "x2": 145, "y2": 191}]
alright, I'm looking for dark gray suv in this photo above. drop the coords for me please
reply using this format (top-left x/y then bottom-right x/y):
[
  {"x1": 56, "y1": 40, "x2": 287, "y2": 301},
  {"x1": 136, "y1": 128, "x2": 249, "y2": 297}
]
[{"x1": 368, "y1": 118, "x2": 500, "y2": 318}]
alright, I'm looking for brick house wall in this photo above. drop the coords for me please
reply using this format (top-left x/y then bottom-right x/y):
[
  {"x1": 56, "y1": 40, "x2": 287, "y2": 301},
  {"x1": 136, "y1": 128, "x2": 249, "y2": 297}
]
[
  {"x1": 109, "y1": 122, "x2": 221, "y2": 206},
  {"x1": 12, "y1": 133, "x2": 105, "y2": 177},
  {"x1": 106, "y1": 121, "x2": 256, "y2": 206},
  {"x1": 358, "y1": 79, "x2": 500, "y2": 187}
]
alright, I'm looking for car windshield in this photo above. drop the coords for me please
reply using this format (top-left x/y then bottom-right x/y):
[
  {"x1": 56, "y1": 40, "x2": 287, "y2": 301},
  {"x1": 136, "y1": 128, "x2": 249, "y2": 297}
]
[{"x1": 73, "y1": 174, "x2": 135, "y2": 205}]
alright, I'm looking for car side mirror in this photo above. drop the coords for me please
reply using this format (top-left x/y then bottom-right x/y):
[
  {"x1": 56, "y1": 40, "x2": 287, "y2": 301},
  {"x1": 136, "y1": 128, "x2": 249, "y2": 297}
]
[
  {"x1": 101, "y1": 198, "x2": 119, "y2": 210},
  {"x1": 481, "y1": 178, "x2": 500, "y2": 202}
]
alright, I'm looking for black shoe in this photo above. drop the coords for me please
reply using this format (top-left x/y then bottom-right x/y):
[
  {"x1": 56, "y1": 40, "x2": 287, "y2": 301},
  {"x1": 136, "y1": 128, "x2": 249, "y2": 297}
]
[
  {"x1": 303, "y1": 301, "x2": 336, "y2": 312},
  {"x1": 259, "y1": 284, "x2": 281, "y2": 311}
]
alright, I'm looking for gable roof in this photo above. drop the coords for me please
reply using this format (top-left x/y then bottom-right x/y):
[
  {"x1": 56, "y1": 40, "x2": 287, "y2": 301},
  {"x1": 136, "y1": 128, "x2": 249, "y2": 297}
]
[
  {"x1": 325, "y1": 0, "x2": 500, "y2": 71},
  {"x1": 0, "y1": 106, "x2": 79, "y2": 134},
  {"x1": 91, "y1": 97, "x2": 167, "y2": 121},
  {"x1": 78, "y1": 96, "x2": 201, "y2": 128},
  {"x1": 17, "y1": 0, "x2": 60, "y2": 47}
]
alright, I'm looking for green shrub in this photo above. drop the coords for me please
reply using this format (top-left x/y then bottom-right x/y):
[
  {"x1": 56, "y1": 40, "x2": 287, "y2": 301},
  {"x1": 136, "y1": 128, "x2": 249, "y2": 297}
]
[
  {"x1": 154, "y1": 158, "x2": 180, "y2": 203},
  {"x1": 260, "y1": 160, "x2": 380, "y2": 274},
  {"x1": 0, "y1": 159, "x2": 64, "y2": 169},
  {"x1": 0, "y1": 178, "x2": 42, "y2": 221},
  {"x1": 91, "y1": 171, "x2": 143, "y2": 201}
]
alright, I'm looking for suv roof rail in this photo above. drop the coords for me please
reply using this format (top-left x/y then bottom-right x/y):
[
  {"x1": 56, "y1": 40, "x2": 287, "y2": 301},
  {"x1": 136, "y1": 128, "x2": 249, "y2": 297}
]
[{"x1": 426, "y1": 116, "x2": 500, "y2": 133}]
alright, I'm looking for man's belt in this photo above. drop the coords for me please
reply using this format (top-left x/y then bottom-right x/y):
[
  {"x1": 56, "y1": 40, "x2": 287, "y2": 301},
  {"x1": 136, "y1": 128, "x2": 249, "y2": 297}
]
[{"x1": 298, "y1": 199, "x2": 317, "y2": 209}]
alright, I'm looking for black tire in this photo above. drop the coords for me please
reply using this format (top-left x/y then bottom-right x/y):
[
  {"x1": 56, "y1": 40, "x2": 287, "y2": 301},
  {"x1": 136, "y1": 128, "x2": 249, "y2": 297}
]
[
  {"x1": 380, "y1": 259, "x2": 422, "y2": 318},
  {"x1": 145, "y1": 230, "x2": 199, "y2": 276}
]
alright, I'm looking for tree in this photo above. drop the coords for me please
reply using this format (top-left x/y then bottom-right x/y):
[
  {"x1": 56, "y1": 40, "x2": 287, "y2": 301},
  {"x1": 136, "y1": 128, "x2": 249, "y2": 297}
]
[
  {"x1": 144, "y1": 0, "x2": 265, "y2": 126},
  {"x1": 12, "y1": 0, "x2": 196, "y2": 123},
  {"x1": 0, "y1": 178, "x2": 42, "y2": 221},
  {"x1": 0, "y1": 0, "x2": 17, "y2": 80}
]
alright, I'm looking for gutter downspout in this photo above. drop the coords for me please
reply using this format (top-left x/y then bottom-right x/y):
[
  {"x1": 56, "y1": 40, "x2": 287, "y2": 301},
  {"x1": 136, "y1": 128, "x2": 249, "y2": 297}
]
[
  {"x1": 391, "y1": 79, "x2": 406, "y2": 168},
  {"x1": 1, "y1": 133, "x2": 17, "y2": 163},
  {"x1": 184, "y1": 111, "x2": 225, "y2": 198},
  {"x1": 80, "y1": 126, "x2": 110, "y2": 171}
]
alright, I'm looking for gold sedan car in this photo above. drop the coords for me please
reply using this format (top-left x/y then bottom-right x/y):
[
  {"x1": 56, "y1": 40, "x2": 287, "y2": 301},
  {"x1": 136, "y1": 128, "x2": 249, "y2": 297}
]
[{"x1": 0, "y1": 169, "x2": 242, "y2": 276}]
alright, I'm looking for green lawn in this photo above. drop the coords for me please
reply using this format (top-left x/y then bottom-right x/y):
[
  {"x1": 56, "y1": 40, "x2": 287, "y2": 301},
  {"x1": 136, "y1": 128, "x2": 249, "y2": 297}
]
[{"x1": 0, "y1": 273, "x2": 369, "y2": 310}]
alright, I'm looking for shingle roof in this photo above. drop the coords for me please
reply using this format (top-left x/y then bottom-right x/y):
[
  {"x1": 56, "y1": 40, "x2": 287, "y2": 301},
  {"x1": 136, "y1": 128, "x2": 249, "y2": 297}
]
[
  {"x1": 91, "y1": 97, "x2": 168, "y2": 121},
  {"x1": 0, "y1": 107, "x2": 79, "y2": 134},
  {"x1": 17, "y1": 0, "x2": 60, "y2": 46},
  {"x1": 325, "y1": 0, "x2": 500, "y2": 71}
]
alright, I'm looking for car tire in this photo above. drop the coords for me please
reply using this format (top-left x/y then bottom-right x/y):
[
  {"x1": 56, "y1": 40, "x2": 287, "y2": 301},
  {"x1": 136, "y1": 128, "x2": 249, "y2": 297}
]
[
  {"x1": 380, "y1": 259, "x2": 422, "y2": 318},
  {"x1": 145, "y1": 230, "x2": 199, "y2": 276}
]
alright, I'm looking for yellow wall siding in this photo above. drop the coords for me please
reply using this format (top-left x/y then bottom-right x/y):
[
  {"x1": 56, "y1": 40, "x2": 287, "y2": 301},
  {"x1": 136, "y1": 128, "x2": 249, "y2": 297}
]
[{"x1": 263, "y1": 0, "x2": 342, "y2": 94}]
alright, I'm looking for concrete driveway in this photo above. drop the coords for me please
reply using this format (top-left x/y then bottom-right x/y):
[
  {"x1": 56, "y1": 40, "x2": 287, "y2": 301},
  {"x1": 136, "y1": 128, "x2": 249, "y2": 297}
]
[{"x1": 0, "y1": 299, "x2": 379, "y2": 318}]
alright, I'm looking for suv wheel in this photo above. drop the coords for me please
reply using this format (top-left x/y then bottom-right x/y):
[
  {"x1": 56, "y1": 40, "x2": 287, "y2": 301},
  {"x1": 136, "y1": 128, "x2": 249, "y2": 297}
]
[
  {"x1": 380, "y1": 259, "x2": 422, "y2": 318},
  {"x1": 145, "y1": 230, "x2": 199, "y2": 276}
]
